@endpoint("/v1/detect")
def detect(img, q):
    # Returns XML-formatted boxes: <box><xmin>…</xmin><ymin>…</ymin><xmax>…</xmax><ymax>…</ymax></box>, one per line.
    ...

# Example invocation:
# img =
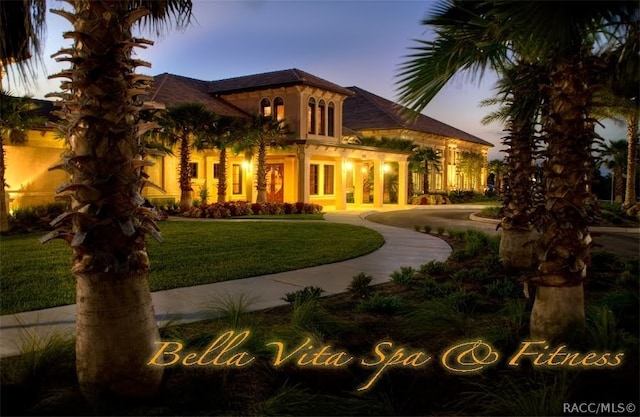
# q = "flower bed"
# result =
<box><xmin>182</xmin><ymin>201</ymin><xmax>323</xmax><ymax>219</ymax></box>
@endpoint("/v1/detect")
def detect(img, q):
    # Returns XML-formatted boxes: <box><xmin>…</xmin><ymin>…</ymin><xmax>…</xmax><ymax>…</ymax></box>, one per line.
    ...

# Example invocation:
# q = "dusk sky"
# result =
<box><xmin>8</xmin><ymin>0</ymin><xmax>625</xmax><ymax>160</ymax></box>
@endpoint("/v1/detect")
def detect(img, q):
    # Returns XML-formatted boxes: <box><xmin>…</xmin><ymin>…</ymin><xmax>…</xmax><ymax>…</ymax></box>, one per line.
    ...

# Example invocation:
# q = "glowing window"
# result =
<box><xmin>318</xmin><ymin>100</ymin><xmax>326</xmax><ymax>135</ymax></box>
<box><xmin>307</xmin><ymin>98</ymin><xmax>316</xmax><ymax>134</ymax></box>
<box><xmin>274</xmin><ymin>97</ymin><xmax>285</xmax><ymax>121</ymax></box>
<box><xmin>260</xmin><ymin>98</ymin><xmax>272</xmax><ymax>117</ymax></box>
<box><xmin>327</xmin><ymin>102</ymin><xmax>335</xmax><ymax>136</ymax></box>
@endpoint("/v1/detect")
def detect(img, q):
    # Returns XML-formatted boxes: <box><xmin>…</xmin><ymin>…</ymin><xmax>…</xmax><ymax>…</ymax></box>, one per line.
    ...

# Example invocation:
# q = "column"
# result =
<box><xmin>354</xmin><ymin>161</ymin><xmax>363</xmax><ymax>205</ymax></box>
<box><xmin>373</xmin><ymin>159</ymin><xmax>384</xmax><ymax>208</ymax></box>
<box><xmin>296</xmin><ymin>144</ymin><xmax>310</xmax><ymax>203</ymax></box>
<box><xmin>398</xmin><ymin>160</ymin><xmax>408</xmax><ymax>206</ymax></box>
<box><xmin>335</xmin><ymin>157</ymin><xmax>347</xmax><ymax>210</ymax></box>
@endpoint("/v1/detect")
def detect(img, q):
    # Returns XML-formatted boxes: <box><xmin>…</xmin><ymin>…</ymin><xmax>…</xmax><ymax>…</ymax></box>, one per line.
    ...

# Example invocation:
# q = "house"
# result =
<box><xmin>3</xmin><ymin>99</ymin><xmax>67</xmax><ymax>209</ymax></box>
<box><xmin>4</xmin><ymin>68</ymin><xmax>492</xmax><ymax>211</ymax></box>
<box><xmin>145</xmin><ymin>68</ymin><xmax>493</xmax><ymax>209</ymax></box>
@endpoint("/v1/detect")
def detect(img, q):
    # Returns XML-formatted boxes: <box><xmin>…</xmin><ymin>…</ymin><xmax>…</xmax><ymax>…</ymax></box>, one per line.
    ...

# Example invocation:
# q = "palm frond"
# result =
<box><xmin>0</xmin><ymin>0</ymin><xmax>46</xmax><ymax>87</ymax></box>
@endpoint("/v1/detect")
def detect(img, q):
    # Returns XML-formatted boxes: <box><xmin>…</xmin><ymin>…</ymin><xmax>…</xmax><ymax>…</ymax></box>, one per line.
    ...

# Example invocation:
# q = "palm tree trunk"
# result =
<box><xmin>532</xmin><ymin>57</ymin><xmax>594</xmax><ymax>342</ymax></box>
<box><xmin>624</xmin><ymin>111</ymin><xmax>638</xmax><ymax>209</ymax></box>
<box><xmin>76</xmin><ymin>271</ymin><xmax>162</xmax><ymax>405</ymax></box>
<box><xmin>614</xmin><ymin>166</ymin><xmax>624</xmax><ymax>203</ymax></box>
<box><xmin>217</xmin><ymin>146</ymin><xmax>227</xmax><ymax>203</ymax></box>
<box><xmin>179</xmin><ymin>135</ymin><xmax>192</xmax><ymax>211</ymax></box>
<box><xmin>0</xmin><ymin>137</ymin><xmax>9</xmax><ymax>232</ymax></box>
<box><xmin>407</xmin><ymin>169</ymin><xmax>414</xmax><ymax>200</ymax></box>
<box><xmin>48</xmin><ymin>1</ymin><xmax>163</xmax><ymax>402</ymax></box>
<box><xmin>423</xmin><ymin>162</ymin><xmax>430</xmax><ymax>194</ymax></box>
<box><xmin>256</xmin><ymin>139</ymin><xmax>267</xmax><ymax>203</ymax></box>
<box><xmin>499</xmin><ymin>97</ymin><xmax>537</xmax><ymax>270</ymax></box>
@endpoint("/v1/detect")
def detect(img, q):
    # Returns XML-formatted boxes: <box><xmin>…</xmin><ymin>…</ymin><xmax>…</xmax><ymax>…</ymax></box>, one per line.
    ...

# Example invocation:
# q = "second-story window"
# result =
<box><xmin>274</xmin><ymin>97</ymin><xmax>285</xmax><ymax>121</ymax></box>
<box><xmin>261</xmin><ymin>98</ymin><xmax>272</xmax><ymax>117</ymax></box>
<box><xmin>307</xmin><ymin>98</ymin><xmax>316</xmax><ymax>134</ymax></box>
<box><xmin>328</xmin><ymin>102</ymin><xmax>335</xmax><ymax>136</ymax></box>
<box><xmin>318</xmin><ymin>100</ymin><xmax>326</xmax><ymax>135</ymax></box>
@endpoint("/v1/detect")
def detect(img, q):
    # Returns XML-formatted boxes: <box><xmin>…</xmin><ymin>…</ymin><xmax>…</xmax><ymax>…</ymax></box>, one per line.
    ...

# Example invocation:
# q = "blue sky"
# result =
<box><xmin>8</xmin><ymin>0</ymin><xmax>625</xmax><ymax>160</ymax></box>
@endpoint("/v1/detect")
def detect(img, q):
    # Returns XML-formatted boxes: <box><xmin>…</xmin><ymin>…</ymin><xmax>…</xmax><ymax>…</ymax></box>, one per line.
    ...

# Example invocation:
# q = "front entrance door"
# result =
<box><xmin>266</xmin><ymin>163</ymin><xmax>284</xmax><ymax>203</ymax></box>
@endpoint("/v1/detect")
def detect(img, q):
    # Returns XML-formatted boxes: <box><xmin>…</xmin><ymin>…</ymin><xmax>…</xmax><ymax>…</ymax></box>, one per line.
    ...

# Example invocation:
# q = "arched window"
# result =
<box><xmin>274</xmin><ymin>97</ymin><xmax>285</xmax><ymax>121</ymax></box>
<box><xmin>260</xmin><ymin>98</ymin><xmax>271</xmax><ymax>117</ymax></box>
<box><xmin>327</xmin><ymin>102</ymin><xmax>335</xmax><ymax>137</ymax></box>
<box><xmin>307</xmin><ymin>98</ymin><xmax>316</xmax><ymax>134</ymax></box>
<box><xmin>318</xmin><ymin>100</ymin><xmax>326</xmax><ymax>135</ymax></box>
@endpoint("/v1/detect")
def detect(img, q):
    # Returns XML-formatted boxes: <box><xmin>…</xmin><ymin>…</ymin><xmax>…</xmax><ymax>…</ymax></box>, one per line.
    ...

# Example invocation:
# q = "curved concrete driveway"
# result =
<box><xmin>0</xmin><ymin>211</ymin><xmax>451</xmax><ymax>358</ymax></box>
<box><xmin>367</xmin><ymin>206</ymin><xmax>640</xmax><ymax>259</ymax></box>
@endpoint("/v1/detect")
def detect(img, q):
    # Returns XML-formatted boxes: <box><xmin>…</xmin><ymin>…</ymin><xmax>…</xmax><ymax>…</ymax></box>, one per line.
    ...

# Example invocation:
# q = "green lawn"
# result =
<box><xmin>0</xmin><ymin>220</ymin><xmax>384</xmax><ymax>315</ymax></box>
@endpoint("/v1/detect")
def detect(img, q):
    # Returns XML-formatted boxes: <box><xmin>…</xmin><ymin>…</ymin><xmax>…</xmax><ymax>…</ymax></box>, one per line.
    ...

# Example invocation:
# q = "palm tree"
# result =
<box><xmin>17</xmin><ymin>0</ymin><xmax>193</xmax><ymax>405</ymax></box>
<box><xmin>0</xmin><ymin>91</ymin><xmax>45</xmax><ymax>232</ymax></box>
<box><xmin>482</xmin><ymin>62</ymin><xmax>548</xmax><ymax>270</ymax></box>
<box><xmin>598</xmin><ymin>139</ymin><xmax>629</xmax><ymax>203</ymax></box>
<box><xmin>593</xmin><ymin>61</ymin><xmax>639</xmax><ymax>208</ymax></box>
<box><xmin>603</xmin><ymin>15</ymin><xmax>639</xmax><ymax>210</ymax></box>
<box><xmin>409</xmin><ymin>147</ymin><xmax>441</xmax><ymax>194</ymax></box>
<box><xmin>396</xmin><ymin>0</ymin><xmax>637</xmax><ymax>341</ymax></box>
<box><xmin>242</xmin><ymin>115</ymin><xmax>288</xmax><ymax>203</ymax></box>
<box><xmin>211</xmin><ymin>115</ymin><xmax>248</xmax><ymax>203</ymax></box>
<box><xmin>457</xmin><ymin>151</ymin><xmax>485</xmax><ymax>190</ymax></box>
<box><xmin>487</xmin><ymin>159</ymin><xmax>507</xmax><ymax>195</ymax></box>
<box><xmin>155</xmin><ymin>102</ymin><xmax>216</xmax><ymax>211</ymax></box>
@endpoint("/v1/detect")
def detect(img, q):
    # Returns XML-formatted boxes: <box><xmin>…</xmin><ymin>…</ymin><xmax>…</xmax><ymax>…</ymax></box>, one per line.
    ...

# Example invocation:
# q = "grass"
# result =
<box><xmin>1</xmin><ymin>227</ymin><xmax>638</xmax><ymax>416</ymax></box>
<box><xmin>234</xmin><ymin>214</ymin><xmax>324</xmax><ymax>220</ymax></box>
<box><xmin>0</xmin><ymin>220</ymin><xmax>383</xmax><ymax>315</ymax></box>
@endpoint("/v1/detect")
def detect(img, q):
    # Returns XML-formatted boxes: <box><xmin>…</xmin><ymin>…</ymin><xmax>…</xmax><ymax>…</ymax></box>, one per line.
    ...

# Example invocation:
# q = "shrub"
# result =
<box><xmin>483</xmin><ymin>254</ymin><xmax>504</xmax><ymax>273</ymax></box>
<box><xmin>281</xmin><ymin>286</ymin><xmax>325</xmax><ymax>304</ymax></box>
<box><xmin>437</xmin><ymin>226</ymin><xmax>445</xmax><ymax>235</ymax></box>
<box><xmin>390</xmin><ymin>266</ymin><xmax>416</xmax><ymax>285</ymax></box>
<box><xmin>7</xmin><ymin>202</ymin><xmax>69</xmax><ymax>233</ymax></box>
<box><xmin>423</xmin><ymin>225</ymin><xmax>432</xmax><ymax>233</ymax></box>
<box><xmin>358</xmin><ymin>294</ymin><xmax>405</xmax><ymax>315</ymax></box>
<box><xmin>414</xmin><ymin>225</ymin><xmax>421</xmax><ymax>232</ymax></box>
<box><xmin>479</xmin><ymin>206</ymin><xmax>501</xmax><ymax>219</ymax></box>
<box><xmin>348</xmin><ymin>273</ymin><xmax>373</xmax><ymax>298</ymax></box>
<box><xmin>485</xmin><ymin>278</ymin><xmax>520</xmax><ymax>299</ymax></box>
<box><xmin>419</xmin><ymin>260</ymin><xmax>448</xmax><ymax>277</ymax></box>
<box><xmin>446</xmin><ymin>289</ymin><xmax>479</xmax><ymax>315</ymax></box>
<box><xmin>410</xmin><ymin>194</ymin><xmax>451</xmax><ymax>205</ymax></box>
<box><xmin>182</xmin><ymin>201</ymin><xmax>322</xmax><ymax>218</ymax></box>
<box><xmin>451</xmin><ymin>268</ymin><xmax>491</xmax><ymax>284</ymax></box>
<box><xmin>420</xmin><ymin>279</ymin><xmax>458</xmax><ymax>299</ymax></box>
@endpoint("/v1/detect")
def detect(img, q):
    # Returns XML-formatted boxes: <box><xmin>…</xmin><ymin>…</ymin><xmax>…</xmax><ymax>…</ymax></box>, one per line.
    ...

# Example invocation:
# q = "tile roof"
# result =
<box><xmin>208</xmin><ymin>68</ymin><xmax>355</xmax><ymax>97</ymax></box>
<box><xmin>151</xmin><ymin>73</ymin><xmax>250</xmax><ymax>118</ymax></box>
<box><xmin>343</xmin><ymin>86</ymin><xmax>493</xmax><ymax>147</ymax></box>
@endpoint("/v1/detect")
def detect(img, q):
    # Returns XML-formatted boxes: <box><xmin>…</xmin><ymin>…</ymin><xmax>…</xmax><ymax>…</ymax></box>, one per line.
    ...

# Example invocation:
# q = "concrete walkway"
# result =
<box><xmin>0</xmin><ymin>211</ymin><xmax>451</xmax><ymax>358</ymax></box>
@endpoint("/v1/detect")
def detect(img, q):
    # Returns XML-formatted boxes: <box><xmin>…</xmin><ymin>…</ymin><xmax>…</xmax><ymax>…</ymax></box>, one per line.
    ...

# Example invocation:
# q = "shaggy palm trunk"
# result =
<box><xmin>407</xmin><ymin>170</ymin><xmax>414</xmax><ymax>200</ymax></box>
<box><xmin>179</xmin><ymin>134</ymin><xmax>192</xmax><ymax>210</ymax></box>
<box><xmin>532</xmin><ymin>57</ymin><xmax>595</xmax><ymax>342</ymax></box>
<box><xmin>256</xmin><ymin>140</ymin><xmax>267</xmax><ymax>203</ymax></box>
<box><xmin>0</xmin><ymin>138</ymin><xmax>8</xmax><ymax>232</ymax></box>
<box><xmin>499</xmin><ymin>116</ymin><xmax>537</xmax><ymax>270</ymax></box>
<box><xmin>47</xmin><ymin>1</ymin><xmax>163</xmax><ymax>403</ymax></box>
<box><xmin>624</xmin><ymin>111</ymin><xmax>638</xmax><ymax>209</ymax></box>
<box><xmin>613</xmin><ymin>166</ymin><xmax>624</xmax><ymax>203</ymax></box>
<box><xmin>423</xmin><ymin>162</ymin><xmax>430</xmax><ymax>194</ymax></box>
<box><xmin>217</xmin><ymin>146</ymin><xmax>227</xmax><ymax>203</ymax></box>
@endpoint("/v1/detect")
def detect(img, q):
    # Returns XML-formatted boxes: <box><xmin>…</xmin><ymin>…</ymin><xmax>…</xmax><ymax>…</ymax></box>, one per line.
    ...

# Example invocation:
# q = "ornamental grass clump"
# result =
<box><xmin>390</xmin><ymin>266</ymin><xmax>417</xmax><ymax>285</ymax></box>
<box><xmin>348</xmin><ymin>273</ymin><xmax>374</xmax><ymax>299</ymax></box>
